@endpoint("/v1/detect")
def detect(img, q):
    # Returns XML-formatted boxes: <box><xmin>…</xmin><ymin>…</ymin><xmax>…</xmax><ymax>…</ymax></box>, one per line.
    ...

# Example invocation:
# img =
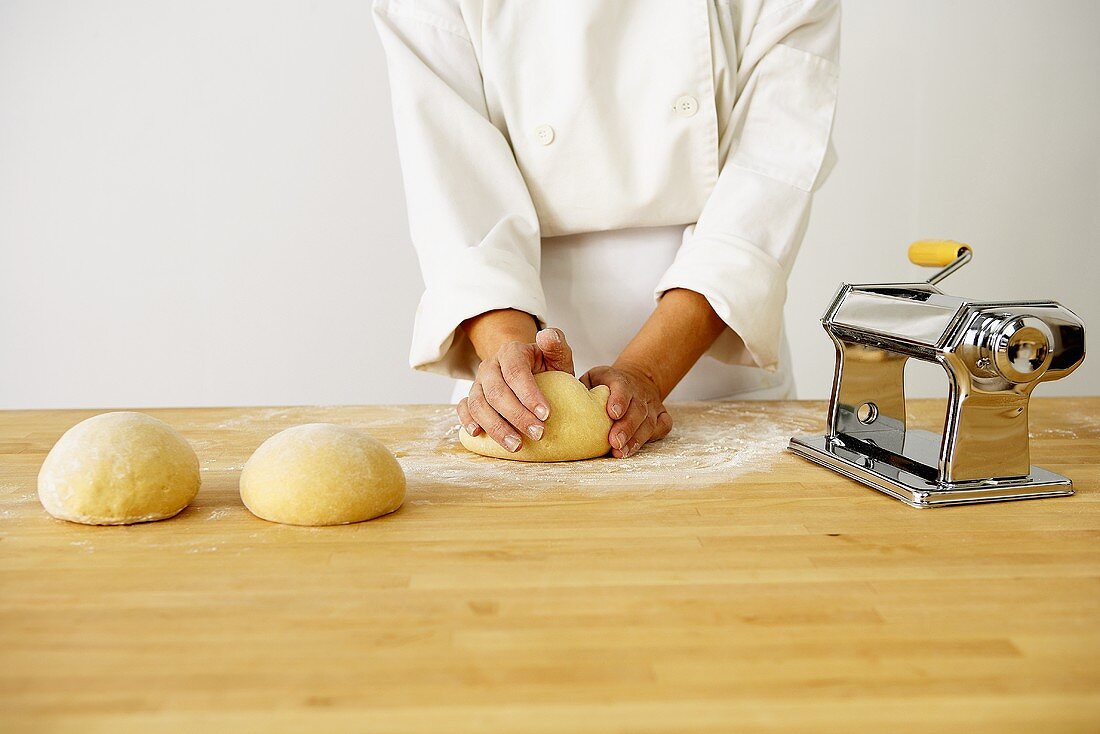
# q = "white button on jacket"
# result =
<box><xmin>373</xmin><ymin>0</ymin><xmax>840</xmax><ymax>381</ymax></box>
<box><xmin>534</xmin><ymin>124</ymin><xmax>555</xmax><ymax>146</ymax></box>
<box><xmin>673</xmin><ymin>95</ymin><xmax>700</xmax><ymax>117</ymax></box>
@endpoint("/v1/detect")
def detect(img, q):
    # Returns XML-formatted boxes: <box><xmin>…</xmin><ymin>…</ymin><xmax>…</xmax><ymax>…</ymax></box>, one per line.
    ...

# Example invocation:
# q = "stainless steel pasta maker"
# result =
<box><xmin>788</xmin><ymin>240</ymin><xmax>1086</xmax><ymax>508</ymax></box>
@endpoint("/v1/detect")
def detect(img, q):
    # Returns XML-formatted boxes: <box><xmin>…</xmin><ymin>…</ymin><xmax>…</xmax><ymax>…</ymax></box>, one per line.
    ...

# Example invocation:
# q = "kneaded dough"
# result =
<box><xmin>240</xmin><ymin>423</ymin><xmax>405</xmax><ymax>526</ymax></box>
<box><xmin>460</xmin><ymin>371</ymin><xmax>612</xmax><ymax>462</ymax></box>
<box><xmin>37</xmin><ymin>412</ymin><xmax>201</xmax><ymax>525</ymax></box>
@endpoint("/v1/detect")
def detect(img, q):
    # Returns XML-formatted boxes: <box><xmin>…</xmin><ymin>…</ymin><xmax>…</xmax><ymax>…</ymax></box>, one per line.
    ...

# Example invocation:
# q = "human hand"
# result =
<box><xmin>580</xmin><ymin>363</ymin><xmax>672</xmax><ymax>458</ymax></box>
<box><xmin>457</xmin><ymin>328</ymin><xmax>575</xmax><ymax>453</ymax></box>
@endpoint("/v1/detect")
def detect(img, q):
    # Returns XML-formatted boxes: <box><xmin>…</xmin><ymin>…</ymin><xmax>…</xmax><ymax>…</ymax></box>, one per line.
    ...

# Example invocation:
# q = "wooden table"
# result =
<box><xmin>1</xmin><ymin>399</ymin><xmax>1098</xmax><ymax>733</ymax></box>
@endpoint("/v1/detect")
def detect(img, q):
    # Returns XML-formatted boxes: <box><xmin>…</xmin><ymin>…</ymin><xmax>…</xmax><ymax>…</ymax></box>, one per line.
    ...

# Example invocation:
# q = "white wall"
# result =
<box><xmin>787</xmin><ymin>0</ymin><xmax>1100</xmax><ymax>400</ymax></box>
<box><xmin>1</xmin><ymin>0</ymin><xmax>1097</xmax><ymax>409</ymax></box>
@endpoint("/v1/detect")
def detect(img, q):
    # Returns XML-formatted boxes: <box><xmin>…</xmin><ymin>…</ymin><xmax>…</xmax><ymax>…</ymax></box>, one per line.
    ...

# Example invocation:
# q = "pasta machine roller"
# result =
<box><xmin>788</xmin><ymin>240</ymin><xmax>1086</xmax><ymax>508</ymax></box>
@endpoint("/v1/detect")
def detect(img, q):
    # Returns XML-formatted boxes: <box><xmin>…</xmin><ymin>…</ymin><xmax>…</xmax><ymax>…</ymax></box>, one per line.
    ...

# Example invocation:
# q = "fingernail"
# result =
<box><xmin>527</xmin><ymin>424</ymin><xmax>544</xmax><ymax>440</ymax></box>
<box><xmin>535</xmin><ymin>404</ymin><xmax>550</xmax><ymax>421</ymax></box>
<box><xmin>610</xmin><ymin>403</ymin><xmax>622</xmax><ymax>419</ymax></box>
<box><xmin>466</xmin><ymin>423</ymin><xmax>478</xmax><ymax>435</ymax></box>
<box><xmin>504</xmin><ymin>435</ymin><xmax>522</xmax><ymax>452</ymax></box>
<box><xmin>613</xmin><ymin>433</ymin><xmax>625</xmax><ymax>449</ymax></box>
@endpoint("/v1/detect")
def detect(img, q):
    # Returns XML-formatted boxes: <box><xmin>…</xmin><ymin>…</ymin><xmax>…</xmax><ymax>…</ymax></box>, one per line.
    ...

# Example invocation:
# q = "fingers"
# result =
<box><xmin>466</xmin><ymin>382</ymin><xmax>524</xmax><ymax>452</ymax></box>
<box><xmin>603</xmin><ymin>386</ymin><xmax>672</xmax><ymax>458</ymax></box>
<box><xmin>498</xmin><ymin>343</ymin><xmax>551</xmax><ymax>421</ymax></box>
<box><xmin>625</xmin><ymin>409</ymin><xmax>660</xmax><ymax>456</ymax></box>
<box><xmin>456</xmin><ymin>397</ymin><xmax>481</xmax><ymax>437</ymax></box>
<box><xmin>609</xmin><ymin>397</ymin><xmax>647</xmax><ymax>458</ymax></box>
<box><xmin>477</xmin><ymin>360</ymin><xmax>546</xmax><ymax>446</ymax></box>
<box><xmin>535</xmin><ymin>328</ymin><xmax>575</xmax><ymax>375</ymax></box>
<box><xmin>613</xmin><ymin>404</ymin><xmax>662</xmax><ymax>459</ymax></box>
<box><xmin>583</xmin><ymin>365</ymin><xmax>664</xmax><ymax>457</ymax></box>
<box><xmin>586</xmin><ymin>366</ymin><xmax>629</xmax><ymax>421</ymax></box>
<box><xmin>652</xmin><ymin>410</ymin><xmax>673</xmax><ymax>442</ymax></box>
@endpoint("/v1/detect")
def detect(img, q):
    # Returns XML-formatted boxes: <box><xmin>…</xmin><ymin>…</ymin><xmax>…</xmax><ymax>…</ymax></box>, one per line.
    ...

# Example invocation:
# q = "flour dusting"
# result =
<box><xmin>1029</xmin><ymin>410</ymin><xmax>1100</xmax><ymax>440</ymax></box>
<box><xmin>165</xmin><ymin>402</ymin><xmax>825</xmax><ymax>496</ymax></box>
<box><xmin>213</xmin><ymin>409</ymin><xmax>300</xmax><ymax>430</ymax></box>
<box><xmin>68</xmin><ymin>539</ymin><xmax>94</xmax><ymax>553</ymax></box>
<box><xmin>395</xmin><ymin>403</ymin><xmax>823</xmax><ymax>495</ymax></box>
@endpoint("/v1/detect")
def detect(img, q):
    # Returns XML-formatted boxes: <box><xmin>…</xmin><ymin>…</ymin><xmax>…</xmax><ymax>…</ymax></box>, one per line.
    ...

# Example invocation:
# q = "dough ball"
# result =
<box><xmin>460</xmin><ymin>370</ymin><xmax>612</xmax><ymax>462</ymax></box>
<box><xmin>37</xmin><ymin>412</ymin><xmax>201</xmax><ymax>525</ymax></box>
<box><xmin>240</xmin><ymin>423</ymin><xmax>405</xmax><ymax>526</ymax></box>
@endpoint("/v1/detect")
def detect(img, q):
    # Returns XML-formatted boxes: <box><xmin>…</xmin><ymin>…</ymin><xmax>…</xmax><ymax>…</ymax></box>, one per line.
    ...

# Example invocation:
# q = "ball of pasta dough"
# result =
<box><xmin>37</xmin><ymin>412</ymin><xmax>201</xmax><ymax>525</ymax></box>
<box><xmin>459</xmin><ymin>370</ymin><xmax>613</xmax><ymax>462</ymax></box>
<box><xmin>240</xmin><ymin>423</ymin><xmax>405</xmax><ymax>526</ymax></box>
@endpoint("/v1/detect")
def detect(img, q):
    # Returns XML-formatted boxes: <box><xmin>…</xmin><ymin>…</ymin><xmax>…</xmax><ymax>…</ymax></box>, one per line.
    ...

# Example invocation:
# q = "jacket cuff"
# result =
<box><xmin>655</xmin><ymin>233</ymin><xmax>786</xmax><ymax>371</ymax></box>
<box><xmin>410</xmin><ymin>247</ymin><xmax>547</xmax><ymax>380</ymax></box>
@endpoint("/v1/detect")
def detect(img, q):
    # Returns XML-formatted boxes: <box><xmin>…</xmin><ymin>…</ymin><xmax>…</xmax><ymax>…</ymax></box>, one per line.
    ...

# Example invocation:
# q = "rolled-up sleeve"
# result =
<box><xmin>656</xmin><ymin>0</ymin><xmax>841</xmax><ymax>371</ymax></box>
<box><xmin>373</xmin><ymin>0</ymin><xmax>546</xmax><ymax>379</ymax></box>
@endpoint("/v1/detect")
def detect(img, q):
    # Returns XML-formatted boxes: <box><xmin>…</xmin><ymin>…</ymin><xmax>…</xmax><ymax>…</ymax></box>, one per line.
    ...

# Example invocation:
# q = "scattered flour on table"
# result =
<box><xmin>166</xmin><ymin>402</ymin><xmax>826</xmax><ymax>495</ymax></box>
<box><xmin>69</xmin><ymin>539</ymin><xmax>94</xmax><ymax>554</ymax></box>
<box><xmin>395</xmin><ymin>403</ymin><xmax>823</xmax><ymax>495</ymax></box>
<box><xmin>213</xmin><ymin>409</ymin><xmax>300</xmax><ymax>430</ymax></box>
<box><xmin>198</xmin><ymin>460</ymin><xmax>245</xmax><ymax>473</ymax></box>
<box><xmin>0</xmin><ymin>490</ymin><xmax>37</xmax><ymax>519</ymax></box>
<box><xmin>1029</xmin><ymin>411</ymin><xmax>1100</xmax><ymax>440</ymax></box>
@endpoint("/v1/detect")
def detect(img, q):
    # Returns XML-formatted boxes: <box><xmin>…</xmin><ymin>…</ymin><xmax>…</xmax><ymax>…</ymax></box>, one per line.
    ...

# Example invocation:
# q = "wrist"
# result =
<box><xmin>612</xmin><ymin>358</ymin><xmax>665</xmax><ymax>399</ymax></box>
<box><xmin>462</xmin><ymin>309</ymin><xmax>538</xmax><ymax>360</ymax></box>
<box><xmin>612</xmin><ymin>289</ymin><xmax>726</xmax><ymax>399</ymax></box>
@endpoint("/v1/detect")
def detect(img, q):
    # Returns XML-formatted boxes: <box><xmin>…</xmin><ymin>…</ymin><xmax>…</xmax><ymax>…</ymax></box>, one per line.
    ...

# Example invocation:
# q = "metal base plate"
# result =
<box><xmin>788</xmin><ymin>429</ymin><xmax>1073</xmax><ymax>508</ymax></box>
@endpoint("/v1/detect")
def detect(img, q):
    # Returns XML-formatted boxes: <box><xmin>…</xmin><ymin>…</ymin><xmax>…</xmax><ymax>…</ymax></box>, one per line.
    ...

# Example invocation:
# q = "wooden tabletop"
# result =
<box><xmin>1</xmin><ymin>399</ymin><xmax>1098</xmax><ymax>733</ymax></box>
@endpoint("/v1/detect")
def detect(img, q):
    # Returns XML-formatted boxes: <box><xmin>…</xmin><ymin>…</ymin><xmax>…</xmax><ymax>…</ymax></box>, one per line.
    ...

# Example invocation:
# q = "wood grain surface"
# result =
<box><xmin>1</xmin><ymin>399</ymin><xmax>1098</xmax><ymax>733</ymax></box>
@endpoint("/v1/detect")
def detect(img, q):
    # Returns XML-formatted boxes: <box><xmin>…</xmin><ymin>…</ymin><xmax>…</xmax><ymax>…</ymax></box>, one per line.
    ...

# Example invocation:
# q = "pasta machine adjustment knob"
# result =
<box><xmin>984</xmin><ymin>315</ymin><xmax>1054</xmax><ymax>384</ymax></box>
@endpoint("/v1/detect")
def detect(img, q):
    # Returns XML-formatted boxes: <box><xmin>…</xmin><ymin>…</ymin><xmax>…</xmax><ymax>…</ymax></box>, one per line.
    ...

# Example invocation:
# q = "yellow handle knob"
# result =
<box><xmin>908</xmin><ymin>239</ymin><xmax>972</xmax><ymax>267</ymax></box>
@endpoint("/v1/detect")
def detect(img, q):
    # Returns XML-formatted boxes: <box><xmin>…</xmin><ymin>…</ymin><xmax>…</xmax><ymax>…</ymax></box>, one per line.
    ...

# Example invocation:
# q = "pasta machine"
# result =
<box><xmin>788</xmin><ymin>240</ymin><xmax>1086</xmax><ymax>508</ymax></box>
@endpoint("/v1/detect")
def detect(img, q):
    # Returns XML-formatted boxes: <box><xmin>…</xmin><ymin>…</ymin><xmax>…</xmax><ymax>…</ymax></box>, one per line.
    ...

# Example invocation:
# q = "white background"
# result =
<box><xmin>2</xmin><ymin>0</ymin><xmax>1097</xmax><ymax>409</ymax></box>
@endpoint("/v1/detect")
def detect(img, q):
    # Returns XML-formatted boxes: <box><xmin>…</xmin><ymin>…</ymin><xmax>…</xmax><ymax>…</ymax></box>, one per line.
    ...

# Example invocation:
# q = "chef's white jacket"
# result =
<box><xmin>373</xmin><ymin>0</ymin><xmax>840</xmax><ymax>388</ymax></box>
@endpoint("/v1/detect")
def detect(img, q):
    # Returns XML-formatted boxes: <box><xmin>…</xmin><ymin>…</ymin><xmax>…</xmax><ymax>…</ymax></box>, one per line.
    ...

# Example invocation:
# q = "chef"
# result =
<box><xmin>373</xmin><ymin>0</ymin><xmax>840</xmax><ymax>458</ymax></box>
